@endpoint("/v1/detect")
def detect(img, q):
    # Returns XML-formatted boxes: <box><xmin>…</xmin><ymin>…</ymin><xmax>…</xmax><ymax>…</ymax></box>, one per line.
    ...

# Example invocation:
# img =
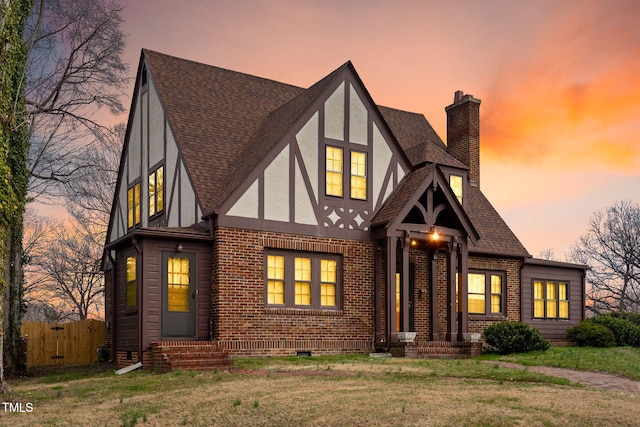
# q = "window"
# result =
<box><xmin>126</xmin><ymin>256</ymin><xmax>137</xmax><ymax>308</ymax></box>
<box><xmin>265</xmin><ymin>251</ymin><xmax>341</xmax><ymax>309</ymax></box>
<box><xmin>127</xmin><ymin>182</ymin><xmax>141</xmax><ymax>228</ymax></box>
<box><xmin>267</xmin><ymin>255</ymin><xmax>285</xmax><ymax>304</ymax></box>
<box><xmin>534</xmin><ymin>280</ymin><xmax>569</xmax><ymax>319</ymax></box>
<box><xmin>321</xmin><ymin>259</ymin><xmax>337</xmax><ymax>307</ymax></box>
<box><xmin>325</xmin><ymin>146</ymin><xmax>343</xmax><ymax>197</ymax></box>
<box><xmin>467</xmin><ymin>271</ymin><xmax>504</xmax><ymax>315</ymax></box>
<box><xmin>167</xmin><ymin>257</ymin><xmax>190</xmax><ymax>312</ymax></box>
<box><xmin>149</xmin><ymin>165</ymin><xmax>164</xmax><ymax>217</ymax></box>
<box><xmin>294</xmin><ymin>257</ymin><xmax>311</xmax><ymax>306</ymax></box>
<box><xmin>350</xmin><ymin>150</ymin><xmax>367</xmax><ymax>200</ymax></box>
<box><xmin>449</xmin><ymin>174</ymin><xmax>463</xmax><ymax>204</ymax></box>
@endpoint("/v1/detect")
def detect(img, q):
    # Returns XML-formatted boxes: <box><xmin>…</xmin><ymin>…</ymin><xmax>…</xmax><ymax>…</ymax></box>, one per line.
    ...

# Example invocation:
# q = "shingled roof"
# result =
<box><xmin>142</xmin><ymin>49</ymin><xmax>529</xmax><ymax>258</ymax></box>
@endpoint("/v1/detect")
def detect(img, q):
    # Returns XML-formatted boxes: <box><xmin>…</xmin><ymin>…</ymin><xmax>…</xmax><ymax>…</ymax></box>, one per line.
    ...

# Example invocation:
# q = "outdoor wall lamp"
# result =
<box><xmin>176</xmin><ymin>243</ymin><xmax>183</xmax><ymax>252</ymax></box>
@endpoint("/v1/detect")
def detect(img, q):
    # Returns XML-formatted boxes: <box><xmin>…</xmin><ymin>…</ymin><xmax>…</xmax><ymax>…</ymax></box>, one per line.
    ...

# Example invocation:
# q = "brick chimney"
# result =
<box><xmin>445</xmin><ymin>91</ymin><xmax>481</xmax><ymax>187</ymax></box>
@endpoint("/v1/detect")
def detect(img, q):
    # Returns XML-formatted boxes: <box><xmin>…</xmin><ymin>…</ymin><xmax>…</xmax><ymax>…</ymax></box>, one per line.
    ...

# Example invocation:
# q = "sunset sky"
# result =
<box><xmin>114</xmin><ymin>0</ymin><xmax>639</xmax><ymax>258</ymax></box>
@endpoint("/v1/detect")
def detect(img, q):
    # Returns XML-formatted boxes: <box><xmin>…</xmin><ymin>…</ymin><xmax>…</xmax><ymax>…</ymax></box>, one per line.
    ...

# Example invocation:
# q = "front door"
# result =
<box><xmin>162</xmin><ymin>252</ymin><xmax>196</xmax><ymax>337</ymax></box>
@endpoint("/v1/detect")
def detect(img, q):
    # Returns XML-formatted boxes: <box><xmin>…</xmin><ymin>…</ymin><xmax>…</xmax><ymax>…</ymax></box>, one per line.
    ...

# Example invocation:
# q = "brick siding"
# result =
<box><xmin>213</xmin><ymin>227</ymin><xmax>375</xmax><ymax>357</ymax></box>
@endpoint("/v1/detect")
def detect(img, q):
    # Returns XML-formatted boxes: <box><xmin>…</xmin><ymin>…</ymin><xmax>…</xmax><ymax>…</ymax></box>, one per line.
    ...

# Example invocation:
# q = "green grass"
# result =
<box><xmin>479</xmin><ymin>346</ymin><xmax>640</xmax><ymax>380</ymax></box>
<box><xmin>6</xmin><ymin>350</ymin><xmax>640</xmax><ymax>426</ymax></box>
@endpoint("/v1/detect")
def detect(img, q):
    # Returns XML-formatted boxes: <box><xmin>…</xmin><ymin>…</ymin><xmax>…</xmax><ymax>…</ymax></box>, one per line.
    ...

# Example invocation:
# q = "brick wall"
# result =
<box><xmin>467</xmin><ymin>255</ymin><xmax>522</xmax><ymax>333</ymax></box>
<box><xmin>213</xmin><ymin>227</ymin><xmax>375</xmax><ymax>357</ymax></box>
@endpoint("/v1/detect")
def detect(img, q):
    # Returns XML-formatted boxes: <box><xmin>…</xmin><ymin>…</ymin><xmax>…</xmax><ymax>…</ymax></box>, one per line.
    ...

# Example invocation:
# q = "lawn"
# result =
<box><xmin>2</xmin><ymin>348</ymin><xmax>639</xmax><ymax>426</ymax></box>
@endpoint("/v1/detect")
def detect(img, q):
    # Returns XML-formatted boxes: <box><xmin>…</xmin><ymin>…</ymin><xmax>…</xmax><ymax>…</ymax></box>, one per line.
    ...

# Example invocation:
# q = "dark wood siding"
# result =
<box><xmin>115</xmin><ymin>247</ymin><xmax>139</xmax><ymax>351</ymax></box>
<box><xmin>521</xmin><ymin>262</ymin><xmax>585</xmax><ymax>340</ymax></box>
<box><xmin>141</xmin><ymin>238</ymin><xmax>212</xmax><ymax>346</ymax></box>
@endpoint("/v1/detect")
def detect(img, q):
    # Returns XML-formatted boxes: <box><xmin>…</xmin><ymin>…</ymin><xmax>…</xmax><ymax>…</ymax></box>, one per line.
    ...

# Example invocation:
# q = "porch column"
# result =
<box><xmin>402</xmin><ymin>235</ymin><xmax>410</xmax><ymax>332</ymax></box>
<box><xmin>430</xmin><ymin>251</ymin><xmax>439</xmax><ymax>340</ymax></box>
<box><xmin>446</xmin><ymin>240</ymin><xmax>458</xmax><ymax>341</ymax></box>
<box><xmin>386</xmin><ymin>236</ymin><xmax>397</xmax><ymax>342</ymax></box>
<box><xmin>374</xmin><ymin>243</ymin><xmax>384</xmax><ymax>344</ymax></box>
<box><xmin>457</xmin><ymin>238</ymin><xmax>469</xmax><ymax>341</ymax></box>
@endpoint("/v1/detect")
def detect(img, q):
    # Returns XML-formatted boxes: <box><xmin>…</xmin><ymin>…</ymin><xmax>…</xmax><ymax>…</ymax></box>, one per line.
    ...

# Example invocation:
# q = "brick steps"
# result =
<box><xmin>150</xmin><ymin>341</ymin><xmax>233</xmax><ymax>372</ymax></box>
<box><xmin>389</xmin><ymin>340</ymin><xmax>482</xmax><ymax>358</ymax></box>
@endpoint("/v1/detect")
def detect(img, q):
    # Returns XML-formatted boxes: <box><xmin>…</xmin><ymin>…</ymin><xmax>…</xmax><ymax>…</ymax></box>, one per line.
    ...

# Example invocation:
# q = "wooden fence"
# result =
<box><xmin>21</xmin><ymin>320</ymin><xmax>105</xmax><ymax>367</ymax></box>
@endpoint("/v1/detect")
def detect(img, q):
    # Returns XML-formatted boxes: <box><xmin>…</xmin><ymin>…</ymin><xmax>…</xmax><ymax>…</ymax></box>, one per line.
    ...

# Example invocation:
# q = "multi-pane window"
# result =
<box><xmin>265</xmin><ymin>251</ymin><xmax>341</xmax><ymax>309</ymax></box>
<box><xmin>468</xmin><ymin>273</ymin><xmax>486</xmax><ymax>314</ymax></box>
<box><xmin>126</xmin><ymin>256</ymin><xmax>137</xmax><ymax>308</ymax></box>
<box><xmin>149</xmin><ymin>165</ymin><xmax>164</xmax><ymax>217</ymax></box>
<box><xmin>467</xmin><ymin>271</ymin><xmax>505</xmax><ymax>315</ymax></box>
<box><xmin>320</xmin><ymin>259</ymin><xmax>337</xmax><ymax>307</ymax></box>
<box><xmin>267</xmin><ymin>255</ymin><xmax>285</xmax><ymax>304</ymax></box>
<box><xmin>167</xmin><ymin>257</ymin><xmax>190</xmax><ymax>312</ymax></box>
<box><xmin>491</xmin><ymin>275</ymin><xmax>503</xmax><ymax>313</ymax></box>
<box><xmin>127</xmin><ymin>182</ymin><xmax>141</xmax><ymax>228</ymax></box>
<box><xmin>294</xmin><ymin>257</ymin><xmax>311</xmax><ymax>306</ymax></box>
<box><xmin>534</xmin><ymin>280</ymin><xmax>569</xmax><ymax>319</ymax></box>
<box><xmin>350</xmin><ymin>150</ymin><xmax>367</xmax><ymax>200</ymax></box>
<box><xmin>326</xmin><ymin>146</ymin><xmax>343</xmax><ymax>197</ymax></box>
<box><xmin>449</xmin><ymin>174</ymin><xmax>463</xmax><ymax>204</ymax></box>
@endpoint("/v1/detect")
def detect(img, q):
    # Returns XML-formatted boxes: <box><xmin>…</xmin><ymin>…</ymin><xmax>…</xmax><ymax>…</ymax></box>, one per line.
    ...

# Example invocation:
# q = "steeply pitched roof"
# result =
<box><xmin>378</xmin><ymin>107</ymin><xmax>466</xmax><ymax>169</ymax></box>
<box><xmin>371</xmin><ymin>165</ymin><xmax>528</xmax><ymax>257</ymax></box>
<box><xmin>143</xmin><ymin>49</ymin><xmax>305</xmax><ymax>214</ymax></box>
<box><xmin>143</xmin><ymin>50</ymin><xmax>464</xmax><ymax>214</ymax></box>
<box><xmin>141</xmin><ymin>50</ymin><xmax>528</xmax><ymax>257</ymax></box>
<box><xmin>465</xmin><ymin>186</ymin><xmax>529</xmax><ymax>257</ymax></box>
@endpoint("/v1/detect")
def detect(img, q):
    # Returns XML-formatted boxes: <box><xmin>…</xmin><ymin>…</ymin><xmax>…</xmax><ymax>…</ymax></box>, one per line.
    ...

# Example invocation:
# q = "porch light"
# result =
<box><xmin>430</xmin><ymin>228</ymin><xmax>439</xmax><ymax>242</ymax></box>
<box><xmin>410</xmin><ymin>239</ymin><xmax>417</xmax><ymax>247</ymax></box>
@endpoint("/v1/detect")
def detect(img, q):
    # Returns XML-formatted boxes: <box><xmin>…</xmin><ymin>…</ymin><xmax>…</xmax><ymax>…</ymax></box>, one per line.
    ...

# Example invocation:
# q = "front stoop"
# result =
<box><xmin>150</xmin><ymin>341</ymin><xmax>233</xmax><ymax>372</ymax></box>
<box><xmin>389</xmin><ymin>340</ymin><xmax>482</xmax><ymax>358</ymax></box>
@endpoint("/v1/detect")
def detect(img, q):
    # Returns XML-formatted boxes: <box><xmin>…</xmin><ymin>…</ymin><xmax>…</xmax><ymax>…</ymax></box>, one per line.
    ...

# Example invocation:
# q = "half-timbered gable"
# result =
<box><xmin>104</xmin><ymin>50</ymin><xmax>587</xmax><ymax>369</ymax></box>
<box><xmin>107</xmin><ymin>59</ymin><xmax>202</xmax><ymax>247</ymax></box>
<box><xmin>220</xmin><ymin>64</ymin><xmax>411</xmax><ymax>239</ymax></box>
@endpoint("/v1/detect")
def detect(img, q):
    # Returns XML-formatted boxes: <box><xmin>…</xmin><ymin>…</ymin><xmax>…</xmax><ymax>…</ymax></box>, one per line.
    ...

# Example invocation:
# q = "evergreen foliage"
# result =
<box><xmin>482</xmin><ymin>321</ymin><xmax>550</xmax><ymax>355</ymax></box>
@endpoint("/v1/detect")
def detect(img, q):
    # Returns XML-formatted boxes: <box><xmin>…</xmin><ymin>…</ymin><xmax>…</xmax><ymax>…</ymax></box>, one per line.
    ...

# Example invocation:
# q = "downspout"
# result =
<box><xmin>133</xmin><ymin>237</ymin><xmax>143</xmax><ymax>364</ymax></box>
<box><xmin>107</xmin><ymin>250</ymin><xmax>117</xmax><ymax>363</ymax></box>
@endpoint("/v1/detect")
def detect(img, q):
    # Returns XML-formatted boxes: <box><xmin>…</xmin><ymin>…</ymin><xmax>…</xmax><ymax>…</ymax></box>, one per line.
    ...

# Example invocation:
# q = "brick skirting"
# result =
<box><xmin>219</xmin><ymin>339</ymin><xmax>373</xmax><ymax>357</ymax></box>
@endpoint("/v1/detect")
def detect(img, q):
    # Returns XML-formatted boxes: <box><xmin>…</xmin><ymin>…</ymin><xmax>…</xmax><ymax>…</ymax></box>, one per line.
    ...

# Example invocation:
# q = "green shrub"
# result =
<box><xmin>567</xmin><ymin>321</ymin><xmax>616</xmax><ymax>347</ymax></box>
<box><xmin>482</xmin><ymin>321</ymin><xmax>550</xmax><ymax>355</ymax></box>
<box><xmin>589</xmin><ymin>315</ymin><xmax>640</xmax><ymax>346</ymax></box>
<box><xmin>609</xmin><ymin>311</ymin><xmax>640</xmax><ymax>327</ymax></box>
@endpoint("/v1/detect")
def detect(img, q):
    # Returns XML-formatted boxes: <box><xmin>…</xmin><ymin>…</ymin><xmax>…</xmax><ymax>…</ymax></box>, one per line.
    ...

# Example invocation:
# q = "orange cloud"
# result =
<box><xmin>480</xmin><ymin>1</ymin><xmax>640</xmax><ymax>174</ymax></box>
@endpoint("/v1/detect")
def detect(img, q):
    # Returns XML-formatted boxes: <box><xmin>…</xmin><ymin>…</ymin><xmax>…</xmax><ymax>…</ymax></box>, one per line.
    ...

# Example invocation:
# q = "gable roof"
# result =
<box><xmin>371</xmin><ymin>164</ymin><xmax>479</xmax><ymax>244</ymax></box>
<box><xmin>143</xmin><ymin>50</ymin><xmax>465</xmax><ymax>214</ymax></box>
<box><xmin>371</xmin><ymin>164</ymin><xmax>528</xmax><ymax>257</ymax></box>
<box><xmin>143</xmin><ymin>49</ymin><xmax>304</xmax><ymax>214</ymax></box>
<box><xmin>139</xmin><ymin>50</ymin><xmax>528</xmax><ymax>257</ymax></box>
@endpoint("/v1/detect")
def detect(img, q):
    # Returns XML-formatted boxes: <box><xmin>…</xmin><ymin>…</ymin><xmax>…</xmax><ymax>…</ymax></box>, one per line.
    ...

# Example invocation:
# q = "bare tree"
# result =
<box><xmin>24</xmin><ymin>0</ymin><xmax>128</xmax><ymax>201</ymax></box>
<box><xmin>26</xmin><ymin>216</ymin><xmax>104</xmax><ymax>320</ymax></box>
<box><xmin>570</xmin><ymin>200</ymin><xmax>640</xmax><ymax>314</ymax></box>
<box><xmin>537</xmin><ymin>247</ymin><xmax>557</xmax><ymax>261</ymax></box>
<box><xmin>65</xmin><ymin>122</ymin><xmax>124</xmax><ymax>236</ymax></box>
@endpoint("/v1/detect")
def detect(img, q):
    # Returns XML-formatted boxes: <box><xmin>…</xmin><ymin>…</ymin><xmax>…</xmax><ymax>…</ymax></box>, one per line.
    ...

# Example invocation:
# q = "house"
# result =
<box><xmin>103</xmin><ymin>50</ymin><xmax>587</xmax><ymax>369</ymax></box>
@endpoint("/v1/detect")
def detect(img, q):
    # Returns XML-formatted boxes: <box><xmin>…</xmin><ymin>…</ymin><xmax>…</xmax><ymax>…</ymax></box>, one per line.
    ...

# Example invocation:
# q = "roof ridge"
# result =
<box><xmin>143</xmin><ymin>48</ymin><xmax>304</xmax><ymax>91</ymax></box>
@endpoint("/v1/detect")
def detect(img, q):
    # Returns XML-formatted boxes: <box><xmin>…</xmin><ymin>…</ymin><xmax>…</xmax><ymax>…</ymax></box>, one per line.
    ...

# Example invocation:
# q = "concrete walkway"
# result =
<box><xmin>493</xmin><ymin>361</ymin><xmax>640</xmax><ymax>393</ymax></box>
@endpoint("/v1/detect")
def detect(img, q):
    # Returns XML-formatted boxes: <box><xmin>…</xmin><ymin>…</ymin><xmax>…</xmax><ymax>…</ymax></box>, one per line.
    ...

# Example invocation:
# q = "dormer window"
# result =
<box><xmin>449</xmin><ymin>174</ymin><xmax>463</xmax><ymax>205</ymax></box>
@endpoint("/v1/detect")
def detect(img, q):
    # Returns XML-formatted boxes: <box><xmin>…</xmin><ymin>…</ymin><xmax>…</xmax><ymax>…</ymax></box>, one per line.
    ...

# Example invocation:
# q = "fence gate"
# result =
<box><xmin>21</xmin><ymin>320</ymin><xmax>105</xmax><ymax>367</ymax></box>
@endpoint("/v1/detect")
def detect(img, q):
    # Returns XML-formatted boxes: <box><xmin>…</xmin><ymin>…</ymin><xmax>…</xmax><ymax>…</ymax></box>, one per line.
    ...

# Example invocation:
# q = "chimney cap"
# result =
<box><xmin>446</xmin><ymin>91</ymin><xmax>481</xmax><ymax>111</ymax></box>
